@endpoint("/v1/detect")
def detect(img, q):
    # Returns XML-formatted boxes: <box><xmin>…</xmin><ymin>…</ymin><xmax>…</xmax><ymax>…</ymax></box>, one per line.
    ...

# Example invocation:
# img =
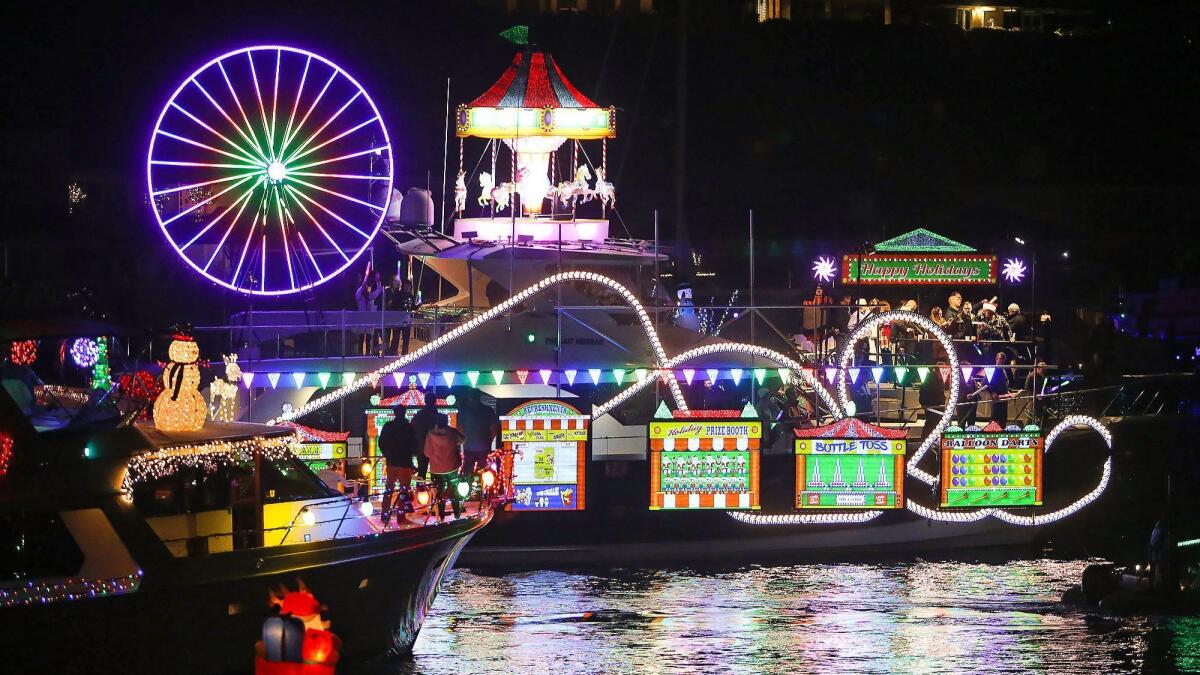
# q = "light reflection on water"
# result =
<box><xmin>391</xmin><ymin>560</ymin><xmax>1198</xmax><ymax>674</ymax></box>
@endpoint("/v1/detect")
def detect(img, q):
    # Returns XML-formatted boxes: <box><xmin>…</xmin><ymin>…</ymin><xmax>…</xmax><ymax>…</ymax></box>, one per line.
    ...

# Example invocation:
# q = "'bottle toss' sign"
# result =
<box><xmin>793</xmin><ymin>420</ymin><xmax>908</xmax><ymax>510</ymax></box>
<box><xmin>940</xmin><ymin>424</ymin><xmax>1043</xmax><ymax>508</ymax></box>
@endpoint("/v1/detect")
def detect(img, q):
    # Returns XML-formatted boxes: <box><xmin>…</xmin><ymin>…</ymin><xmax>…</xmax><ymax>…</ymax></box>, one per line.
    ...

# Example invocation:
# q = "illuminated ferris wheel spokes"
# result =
<box><xmin>147</xmin><ymin>45</ymin><xmax>393</xmax><ymax>296</ymax></box>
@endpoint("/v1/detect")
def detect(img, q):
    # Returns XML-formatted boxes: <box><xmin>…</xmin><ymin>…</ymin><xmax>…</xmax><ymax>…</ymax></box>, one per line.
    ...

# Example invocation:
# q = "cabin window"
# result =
<box><xmin>0</xmin><ymin>511</ymin><xmax>83</xmax><ymax>582</ymax></box>
<box><xmin>262</xmin><ymin>455</ymin><xmax>339</xmax><ymax>503</ymax></box>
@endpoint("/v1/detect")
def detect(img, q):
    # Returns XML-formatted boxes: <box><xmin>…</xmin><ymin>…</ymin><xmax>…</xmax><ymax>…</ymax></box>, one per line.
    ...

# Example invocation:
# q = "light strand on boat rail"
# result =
<box><xmin>726</xmin><ymin>510</ymin><xmax>884</xmax><ymax>526</ymax></box>
<box><xmin>592</xmin><ymin>343</ymin><xmax>839</xmax><ymax>419</ymax></box>
<box><xmin>272</xmin><ymin>271</ymin><xmax>683</xmax><ymax>423</ymax></box>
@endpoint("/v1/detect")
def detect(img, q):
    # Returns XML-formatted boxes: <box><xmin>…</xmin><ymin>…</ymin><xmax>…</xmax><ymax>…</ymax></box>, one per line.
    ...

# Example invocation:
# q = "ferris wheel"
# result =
<box><xmin>147</xmin><ymin>45</ymin><xmax>393</xmax><ymax>296</ymax></box>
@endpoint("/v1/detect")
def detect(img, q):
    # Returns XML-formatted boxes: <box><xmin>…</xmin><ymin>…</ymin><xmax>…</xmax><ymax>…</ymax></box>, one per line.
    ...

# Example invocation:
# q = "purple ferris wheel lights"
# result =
<box><xmin>147</xmin><ymin>45</ymin><xmax>394</xmax><ymax>296</ymax></box>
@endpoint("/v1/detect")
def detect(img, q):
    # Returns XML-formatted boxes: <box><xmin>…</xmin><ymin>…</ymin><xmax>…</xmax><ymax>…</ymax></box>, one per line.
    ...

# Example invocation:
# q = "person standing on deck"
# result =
<box><xmin>355</xmin><ymin>263</ymin><xmax>383</xmax><ymax>355</ymax></box>
<box><xmin>386</xmin><ymin>276</ymin><xmax>418</xmax><ymax>355</ymax></box>
<box><xmin>409</xmin><ymin>397</ymin><xmax>444</xmax><ymax>479</ymax></box>
<box><xmin>377</xmin><ymin>407</ymin><xmax>418</xmax><ymax>526</ymax></box>
<box><xmin>424</xmin><ymin>422</ymin><xmax>465</xmax><ymax>521</ymax></box>
<box><xmin>457</xmin><ymin>388</ymin><xmax>499</xmax><ymax>474</ymax></box>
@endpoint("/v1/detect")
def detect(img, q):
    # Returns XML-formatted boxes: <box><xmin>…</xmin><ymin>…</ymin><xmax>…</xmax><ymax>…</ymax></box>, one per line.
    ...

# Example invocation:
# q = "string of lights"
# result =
<box><xmin>0</xmin><ymin>571</ymin><xmax>142</xmax><ymax>609</ymax></box>
<box><xmin>120</xmin><ymin>434</ymin><xmax>298</xmax><ymax>501</ymax></box>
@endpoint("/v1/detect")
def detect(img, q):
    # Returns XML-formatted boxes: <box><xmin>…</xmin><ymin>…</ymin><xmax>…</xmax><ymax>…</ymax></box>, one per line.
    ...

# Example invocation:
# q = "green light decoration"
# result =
<box><xmin>491</xmin><ymin>370</ymin><xmax>504</xmax><ymax>384</ymax></box>
<box><xmin>654</xmin><ymin>400</ymin><xmax>673</xmax><ymax>419</ymax></box>
<box><xmin>894</xmin><ymin>366</ymin><xmax>909</xmax><ymax>384</ymax></box>
<box><xmin>456</xmin><ymin>480</ymin><xmax>472</xmax><ymax>498</ymax></box>
<box><xmin>342</xmin><ymin>372</ymin><xmax>356</xmax><ymax>386</ymax></box>
<box><xmin>873</xmin><ymin>227</ymin><xmax>975</xmax><ymax>253</ymax></box>
<box><xmin>842</xmin><ymin>255</ymin><xmax>996</xmax><ymax>285</ymax></box>
<box><xmin>467</xmin><ymin>371</ymin><xmax>480</xmax><ymax>387</ymax></box>
<box><xmin>442</xmin><ymin>371</ymin><xmax>455</xmax><ymax>387</ymax></box>
<box><xmin>753</xmin><ymin>368</ymin><xmax>767</xmax><ymax>385</ymax></box>
<box><xmin>90</xmin><ymin>338</ymin><xmax>110</xmax><ymax>390</ymax></box>
<box><xmin>316</xmin><ymin>372</ymin><xmax>331</xmax><ymax>388</ymax></box>
<box><xmin>916</xmin><ymin>367</ymin><xmax>930</xmax><ymax>383</ymax></box>
<box><xmin>739</xmin><ymin>402</ymin><xmax>758</xmax><ymax>418</ymax></box>
<box><xmin>777</xmin><ymin>368</ymin><xmax>790</xmax><ymax>383</ymax></box>
<box><xmin>526</xmin><ymin>333</ymin><xmax>536</xmax><ymax>343</ymax></box>
<box><xmin>499</xmin><ymin>25</ymin><xmax>530</xmax><ymax>46</ymax></box>
<box><xmin>613</xmin><ymin>369</ymin><xmax>625</xmax><ymax>384</ymax></box>
<box><xmin>635</xmin><ymin>368</ymin><xmax>647</xmax><ymax>383</ymax></box>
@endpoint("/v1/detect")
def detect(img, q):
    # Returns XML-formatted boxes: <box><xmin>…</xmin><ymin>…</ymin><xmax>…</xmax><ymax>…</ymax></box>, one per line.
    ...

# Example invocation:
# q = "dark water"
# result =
<box><xmin>382</xmin><ymin>560</ymin><xmax>1200</xmax><ymax>674</ymax></box>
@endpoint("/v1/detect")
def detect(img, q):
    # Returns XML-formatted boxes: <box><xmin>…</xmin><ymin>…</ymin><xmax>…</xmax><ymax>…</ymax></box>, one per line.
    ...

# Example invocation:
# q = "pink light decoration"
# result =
<box><xmin>515</xmin><ymin>369</ymin><xmax>529</xmax><ymax>385</ymax></box>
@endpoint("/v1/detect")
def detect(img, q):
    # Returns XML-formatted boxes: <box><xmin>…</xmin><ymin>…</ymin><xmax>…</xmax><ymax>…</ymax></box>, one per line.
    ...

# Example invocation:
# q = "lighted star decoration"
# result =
<box><xmin>1002</xmin><ymin>258</ymin><xmax>1027</xmax><ymax>283</ymax></box>
<box><xmin>812</xmin><ymin>256</ymin><xmax>836</xmax><ymax>283</ymax></box>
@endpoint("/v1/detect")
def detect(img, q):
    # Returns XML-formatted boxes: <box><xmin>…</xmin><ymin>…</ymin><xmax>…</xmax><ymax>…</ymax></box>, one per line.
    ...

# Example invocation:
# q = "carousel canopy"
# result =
<box><xmin>456</xmin><ymin>49</ymin><xmax>615</xmax><ymax>140</ymax></box>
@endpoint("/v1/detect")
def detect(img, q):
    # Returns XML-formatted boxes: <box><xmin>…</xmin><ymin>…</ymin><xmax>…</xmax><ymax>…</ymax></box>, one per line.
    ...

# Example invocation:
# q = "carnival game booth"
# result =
<box><xmin>940</xmin><ymin>421</ymin><xmax>1044</xmax><ymax>508</ymax></box>
<box><xmin>499</xmin><ymin>399</ymin><xmax>590</xmax><ymax>512</ymax></box>
<box><xmin>794</xmin><ymin>418</ymin><xmax>907</xmax><ymax>510</ymax></box>
<box><xmin>648</xmin><ymin>405</ymin><xmax>763</xmax><ymax>511</ymax></box>
<box><xmin>281</xmin><ymin>421</ymin><xmax>350</xmax><ymax>487</ymax></box>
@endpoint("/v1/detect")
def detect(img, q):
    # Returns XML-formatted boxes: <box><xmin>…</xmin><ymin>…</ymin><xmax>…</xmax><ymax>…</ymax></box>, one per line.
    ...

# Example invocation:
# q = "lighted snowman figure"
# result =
<box><xmin>153</xmin><ymin>332</ymin><xmax>208</xmax><ymax>431</ymax></box>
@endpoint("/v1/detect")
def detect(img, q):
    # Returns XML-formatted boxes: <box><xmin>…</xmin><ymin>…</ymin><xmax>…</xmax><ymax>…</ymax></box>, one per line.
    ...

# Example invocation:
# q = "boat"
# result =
<box><xmin>0</xmin><ymin>332</ymin><xmax>493</xmax><ymax>673</ymax></box>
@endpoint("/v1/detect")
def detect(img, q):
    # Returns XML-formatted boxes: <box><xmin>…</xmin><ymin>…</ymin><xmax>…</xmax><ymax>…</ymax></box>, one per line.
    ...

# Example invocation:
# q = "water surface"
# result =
<box><xmin>398</xmin><ymin>560</ymin><xmax>1198</xmax><ymax>673</ymax></box>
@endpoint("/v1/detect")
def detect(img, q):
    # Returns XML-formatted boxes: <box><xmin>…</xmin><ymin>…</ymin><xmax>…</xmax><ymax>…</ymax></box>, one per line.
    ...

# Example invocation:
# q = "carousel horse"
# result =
<box><xmin>594</xmin><ymin>167</ymin><xmax>616</xmax><ymax>209</ymax></box>
<box><xmin>556</xmin><ymin>165</ymin><xmax>595</xmax><ymax>209</ymax></box>
<box><xmin>478</xmin><ymin>171</ymin><xmax>519</xmax><ymax>212</ymax></box>
<box><xmin>453</xmin><ymin>171</ymin><xmax>467</xmax><ymax>214</ymax></box>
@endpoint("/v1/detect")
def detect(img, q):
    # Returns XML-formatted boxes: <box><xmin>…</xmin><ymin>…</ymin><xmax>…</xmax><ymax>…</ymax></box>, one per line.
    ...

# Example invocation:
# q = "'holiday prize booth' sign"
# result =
<box><xmin>794</xmin><ymin>418</ymin><xmax>907</xmax><ymax>509</ymax></box>
<box><xmin>500</xmin><ymin>400</ymin><xmax>589</xmax><ymax>511</ymax></box>
<box><xmin>941</xmin><ymin>422</ymin><xmax>1043</xmax><ymax>508</ymax></box>
<box><xmin>648</xmin><ymin>406</ymin><xmax>762</xmax><ymax>510</ymax></box>
<box><xmin>840</xmin><ymin>228</ymin><xmax>997</xmax><ymax>285</ymax></box>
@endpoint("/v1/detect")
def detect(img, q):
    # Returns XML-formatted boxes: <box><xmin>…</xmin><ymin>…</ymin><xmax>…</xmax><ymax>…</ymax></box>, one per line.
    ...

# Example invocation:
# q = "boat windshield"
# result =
<box><xmin>1</xmin><ymin>365</ymin><xmax>123</xmax><ymax>434</ymax></box>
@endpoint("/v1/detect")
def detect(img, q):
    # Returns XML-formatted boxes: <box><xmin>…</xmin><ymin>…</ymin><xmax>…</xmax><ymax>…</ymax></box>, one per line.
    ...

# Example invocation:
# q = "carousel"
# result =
<box><xmin>452</xmin><ymin>44</ymin><xmax>617</xmax><ymax>244</ymax></box>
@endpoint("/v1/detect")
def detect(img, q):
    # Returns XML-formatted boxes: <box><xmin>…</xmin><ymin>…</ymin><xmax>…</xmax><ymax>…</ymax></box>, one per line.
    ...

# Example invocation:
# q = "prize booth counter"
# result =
<box><xmin>648</xmin><ymin>406</ymin><xmax>762</xmax><ymax>511</ymax></box>
<box><xmin>364</xmin><ymin>389</ymin><xmax>458</xmax><ymax>489</ymax></box>
<box><xmin>498</xmin><ymin>399</ymin><xmax>590</xmax><ymax>512</ymax></box>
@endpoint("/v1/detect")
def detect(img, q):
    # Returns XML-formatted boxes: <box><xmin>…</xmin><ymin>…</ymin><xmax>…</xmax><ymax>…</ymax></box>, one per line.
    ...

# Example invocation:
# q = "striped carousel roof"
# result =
<box><xmin>468</xmin><ymin>50</ymin><xmax>600</xmax><ymax>109</ymax></box>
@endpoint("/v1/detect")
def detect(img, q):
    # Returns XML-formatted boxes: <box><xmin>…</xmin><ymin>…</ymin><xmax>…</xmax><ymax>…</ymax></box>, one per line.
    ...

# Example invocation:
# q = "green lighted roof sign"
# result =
<box><xmin>842</xmin><ymin>255</ymin><xmax>997</xmax><ymax>285</ymax></box>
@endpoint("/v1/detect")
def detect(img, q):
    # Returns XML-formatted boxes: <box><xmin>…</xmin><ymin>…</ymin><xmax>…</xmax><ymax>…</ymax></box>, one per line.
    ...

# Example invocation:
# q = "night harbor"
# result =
<box><xmin>2</xmin><ymin>1</ymin><xmax>1198</xmax><ymax>673</ymax></box>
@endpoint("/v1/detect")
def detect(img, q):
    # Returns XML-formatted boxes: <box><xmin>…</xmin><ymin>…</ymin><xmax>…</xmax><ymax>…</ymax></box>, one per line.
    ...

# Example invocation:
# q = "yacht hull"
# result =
<box><xmin>0</xmin><ymin>514</ymin><xmax>488</xmax><ymax>674</ymax></box>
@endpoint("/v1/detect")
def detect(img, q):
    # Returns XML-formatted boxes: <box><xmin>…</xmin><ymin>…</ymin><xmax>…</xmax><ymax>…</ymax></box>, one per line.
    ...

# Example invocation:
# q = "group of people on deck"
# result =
<box><xmin>798</xmin><ymin>287</ymin><xmax>1055</xmax><ymax>434</ymax></box>
<box><xmin>374</xmin><ymin>388</ymin><xmax>499</xmax><ymax>524</ymax></box>
<box><xmin>355</xmin><ymin>261</ymin><xmax>419</xmax><ymax>356</ymax></box>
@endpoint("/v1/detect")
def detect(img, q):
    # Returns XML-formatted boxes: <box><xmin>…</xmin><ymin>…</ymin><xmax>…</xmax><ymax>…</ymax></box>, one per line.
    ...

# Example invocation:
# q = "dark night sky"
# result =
<box><xmin>1</xmin><ymin>1</ymin><xmax>1197</xmax><ymax>325</ymax></box>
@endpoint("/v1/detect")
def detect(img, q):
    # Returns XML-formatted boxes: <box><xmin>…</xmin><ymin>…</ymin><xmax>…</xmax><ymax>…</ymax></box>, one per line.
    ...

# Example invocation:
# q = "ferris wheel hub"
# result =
<box><xmin>266</xmin><ymin>161</ymin><xmax>287</xmax><ymax>182</ymax></box>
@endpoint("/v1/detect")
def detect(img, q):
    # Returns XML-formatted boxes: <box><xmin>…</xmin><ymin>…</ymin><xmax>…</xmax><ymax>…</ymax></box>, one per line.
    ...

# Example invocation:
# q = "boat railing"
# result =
<box><xmin>813</xmin><ymin>371</ymin><xmax>1195</xmax><ymax>431</ymax></box>
<box><xmin>153</xmin><ymin>471</ymin><xmax>500</xmax><ymax>556</ymax></box>
<box><xmin>190</xmin><ymin>300</ymin><xmax>1044</xmax><ymax>365</ymax></box>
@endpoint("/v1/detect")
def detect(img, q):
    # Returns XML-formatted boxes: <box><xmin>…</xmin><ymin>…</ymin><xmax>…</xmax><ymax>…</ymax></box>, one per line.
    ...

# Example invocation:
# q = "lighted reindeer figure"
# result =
<box><xmin>593</xmin><ymin>167</ymin><xmax>616</xmax><ymax>209</ymax></box>
<box><xmin>209</xmin><ymin>354</ymin><xmax>241</xmax><ymax>422</ymax></box>
<box><xmin>453</xmin><ymin>170</ymin><xmax>467</xmax><ymax>214</ymax></box>
<box><xmin>556</xmin><ymin>165</ymin><xmax>595</xmax><ymax>209</ymax></box>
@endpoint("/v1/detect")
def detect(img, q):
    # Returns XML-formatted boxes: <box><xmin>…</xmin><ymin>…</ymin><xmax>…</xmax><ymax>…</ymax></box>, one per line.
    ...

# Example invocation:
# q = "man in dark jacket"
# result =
<box><xmin>457</xmin><ymin>389</ymin><xmax>499</xmax><ymax>474</ymax></box>
<box><xmin>377</xmin><ymin>408</ymin><xmax>418</xmax><ymax>525</ymax></box>
<box><xmin>409</xmin><ymin>397</ymin><xmax>445</xmax><ymax>478</ymax></box>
